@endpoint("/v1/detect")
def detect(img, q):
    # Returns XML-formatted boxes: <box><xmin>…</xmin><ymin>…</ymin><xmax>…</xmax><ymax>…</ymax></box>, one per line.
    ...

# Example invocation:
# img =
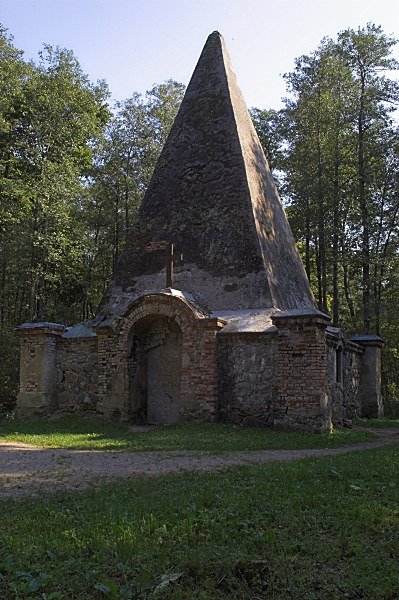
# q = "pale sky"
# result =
<box><xmin>0</xmin><ymin>0</ymin><xmax>398</xmax><ymax>110</ymax></box>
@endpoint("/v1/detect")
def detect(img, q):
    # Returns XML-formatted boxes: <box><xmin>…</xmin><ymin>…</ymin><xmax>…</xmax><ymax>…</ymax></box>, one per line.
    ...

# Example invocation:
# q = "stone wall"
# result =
<box><xmin>326</xmin><ymin>334</ymin><xmax>363</xmax><ymax>425</ymax></box>
<box><xmin>343</xmin><ymin>347</ymin><xmax>362</xmax><ymax>419</ymax></box>
<box><xmin>351</xmin><ymin>336</ymin><xmax>384</xmax><ymax>418</ymax></box>
<box><xmin>56</xmin><ymin>337</ymin><xmax>98</xmax><ymax>413</ymax></box>
<box><xmin>218</xmin><ymin>332</ymin><xmax>277</xmax><ymax>426</ymax></box>
<box><xmin>96</xmin><ymin>328</ymin><xmax>125</xmax><ymax>419</ymax></box>
<box><xmin>15</xmin><ymin>304</ymin><xmax>383</xmax><ymax>429</ymax></box>
<box><xmin>15</xmin><ymin>323</ymin><xmax>65</xmax><ymax>418</ymax></box>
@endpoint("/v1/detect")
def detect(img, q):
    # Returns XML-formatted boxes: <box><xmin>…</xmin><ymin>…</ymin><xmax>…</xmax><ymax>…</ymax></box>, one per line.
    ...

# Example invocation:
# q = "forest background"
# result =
<box><xmin>1</xmin><ymin>22</ymin><xmax>399</xmax><ymax>413</ymax></box>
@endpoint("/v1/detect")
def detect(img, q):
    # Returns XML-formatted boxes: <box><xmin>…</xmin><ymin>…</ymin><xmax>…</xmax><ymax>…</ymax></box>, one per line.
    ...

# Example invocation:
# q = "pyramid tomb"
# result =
<box><xmin>15</xmin><ymin>32</ymin><xmax>383</xmax><ymax>431</ymax></box>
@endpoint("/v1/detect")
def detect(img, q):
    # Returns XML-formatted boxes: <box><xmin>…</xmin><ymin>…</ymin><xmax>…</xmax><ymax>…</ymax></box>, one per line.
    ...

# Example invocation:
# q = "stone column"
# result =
<box><xmin>271</xmin><ymin>309</ymin><xmax>331</xmax><ymax>433</ymax></box>
<box><xmin>350</xmin><ymin>335</ymin><xmax>384</xmax><ymax>418</ymax></box>
<box><xmin>15</xmin><ymin>322</ymin><xmax>66</xmax><ymax>418</ymax></box>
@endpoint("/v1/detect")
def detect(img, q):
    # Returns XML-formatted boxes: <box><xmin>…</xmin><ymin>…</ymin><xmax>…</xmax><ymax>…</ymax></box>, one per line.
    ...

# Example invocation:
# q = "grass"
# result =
<box><xmin>356</xmin><ymin>417</ymin><xmax>399</xmax><ymax>428</ymax></box>
<box><xmin>0</xmin><ymin>445</ymin><xmax>398</xmax><ymax>599</ymax></box>
<box><xmin>0</xmin><ymin>415</ymin><xmax>377</xmax><ymax>452</ymax></box>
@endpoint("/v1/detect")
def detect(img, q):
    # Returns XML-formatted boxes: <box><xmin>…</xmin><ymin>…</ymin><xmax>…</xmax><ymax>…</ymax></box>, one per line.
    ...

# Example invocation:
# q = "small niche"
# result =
<box><xmin>336</xmin><ymin>347</ymin><xmax>344</xmax><ymax>384</ymax></box>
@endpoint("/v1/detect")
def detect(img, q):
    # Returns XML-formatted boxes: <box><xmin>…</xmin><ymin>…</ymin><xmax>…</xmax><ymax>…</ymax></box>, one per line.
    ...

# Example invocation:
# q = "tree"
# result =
<box><xmin>83</xmin><ymin>80</ymin><xmax>185</xmax><ymax>310</ymax></box>
<box><xmin>254</xmin><ymin>25</ymin><xmax>399</xmax><ymax>333</ymax></box>
<box><xmin>280</xmin><ymin>39</ymin><xmax>357</xmax><ymax>316</ymax></box>
<box><xmin>337</xmin><ymin>24</ymin><xmax>399</xmax><ymax>332</ymax></box>
<box><xmin>0</xmin><ymin>30</ymin><xmax>110</xmax><ymax>406</ymax></box>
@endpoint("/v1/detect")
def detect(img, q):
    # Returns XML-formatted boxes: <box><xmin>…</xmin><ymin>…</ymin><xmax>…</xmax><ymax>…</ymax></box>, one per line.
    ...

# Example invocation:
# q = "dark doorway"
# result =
<box><xmin>127</xmin><ymin>315</ymin><xmax>182</xmax><ymax>424</ymax></box>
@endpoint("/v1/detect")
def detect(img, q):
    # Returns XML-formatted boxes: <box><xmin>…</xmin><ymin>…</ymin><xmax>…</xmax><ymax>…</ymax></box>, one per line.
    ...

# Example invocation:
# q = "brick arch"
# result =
<box><xmin>119</xmin><ymin>293</ymin><xmax>202</xmax><ymax>345</ymax></box>
<box><xmin>96</xmin><ymin>292</ymin><xmax>220</xmax><ymax>423</ymax></box>
<box><xmin>118</xmin><ymin>293</ymin><xmax>204</xmax><ymax>424</ymax></box>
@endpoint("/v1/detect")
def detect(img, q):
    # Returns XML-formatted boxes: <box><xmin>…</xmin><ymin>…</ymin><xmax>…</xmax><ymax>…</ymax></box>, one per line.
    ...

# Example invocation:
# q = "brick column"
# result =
<box><xmin>181</xmin><ymin>317</ymin><xmax>226</xmax><ymax>421</ymax></box>
<box><xmin>15</xmin><ymin>322</ymin><xmax>66</xmax><ymax>418</ymax></box>
<box><xmin>350</xmin><ymin>335</ymin><xmax>384</xmax><ymax>418</ymax></box>
<box><xmin>271</xmin><ymin>309</ymin><xmax>331</xmax><ymax>432</ymax></box>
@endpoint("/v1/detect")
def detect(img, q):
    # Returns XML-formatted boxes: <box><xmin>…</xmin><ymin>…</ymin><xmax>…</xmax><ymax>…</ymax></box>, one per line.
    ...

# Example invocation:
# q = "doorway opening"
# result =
<box><xmin>127</xmin><ymin>315</ymin><xmax>182</xmax><ymax>424</ymax></box>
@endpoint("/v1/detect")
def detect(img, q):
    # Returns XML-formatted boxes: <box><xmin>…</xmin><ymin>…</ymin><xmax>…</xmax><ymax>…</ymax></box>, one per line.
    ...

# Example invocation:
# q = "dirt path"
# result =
<box><xmin>1</xmin><ymin>428</ymin><xmax>398</xmax><ymax>500</ymax></box>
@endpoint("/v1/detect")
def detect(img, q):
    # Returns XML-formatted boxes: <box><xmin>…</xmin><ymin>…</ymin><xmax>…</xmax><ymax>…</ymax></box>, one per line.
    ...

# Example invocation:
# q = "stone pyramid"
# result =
<box><xmin>101</xmin><ymin>31</ymin><xmax>315</xmax><ymax>315</ymax></box>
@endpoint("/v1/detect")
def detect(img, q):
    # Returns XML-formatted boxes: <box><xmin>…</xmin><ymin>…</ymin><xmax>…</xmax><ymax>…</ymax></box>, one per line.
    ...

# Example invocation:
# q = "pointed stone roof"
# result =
<box><xmin>100</xmin><ymin>31</ymin><xmax>315</xmax><ymax>316</ymax></box>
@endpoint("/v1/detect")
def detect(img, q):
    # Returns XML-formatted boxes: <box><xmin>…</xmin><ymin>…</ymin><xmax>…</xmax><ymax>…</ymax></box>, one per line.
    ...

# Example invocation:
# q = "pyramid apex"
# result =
<box><xmin>203</xmin><ymin>31</ymin><xmax>225</xmax><ymax>50</ymax></box>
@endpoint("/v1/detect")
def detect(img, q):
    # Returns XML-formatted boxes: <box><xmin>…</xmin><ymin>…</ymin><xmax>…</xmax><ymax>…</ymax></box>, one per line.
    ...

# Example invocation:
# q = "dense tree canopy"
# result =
<box><xmin>0</xmin><ymin>23</ymin><xmax>398</xmax><ymax>412</ymax></box>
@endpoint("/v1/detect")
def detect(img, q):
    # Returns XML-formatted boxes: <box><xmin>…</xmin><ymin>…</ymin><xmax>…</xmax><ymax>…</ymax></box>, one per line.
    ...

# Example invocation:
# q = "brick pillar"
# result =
<box><xmin>181</xmin><ymin>317</ymin><xmax>226</xmax><ymax>421</ymax></box>
<box><xmin>14</xmin><ymin>322</ymin><xmax>66</xmax><ymax>418</ymax></box>
<box><xmin>350</xmin><ymin>335</ymin><xmax>384</xmax><ymax>418</ymax></box>
<box><xmin>271</xmin><ymin>310</ymin><xmax>331</xmax><ymax>433</ymax></box>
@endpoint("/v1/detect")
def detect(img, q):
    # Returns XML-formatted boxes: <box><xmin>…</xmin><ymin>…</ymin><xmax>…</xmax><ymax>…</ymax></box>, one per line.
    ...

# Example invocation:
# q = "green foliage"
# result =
<box><xmin>0</xmin><ymin>446</ymin><xmax>398</xmax><ymax>598</ymax></box>
<box><xmin>250</xmin><ymin>107</ymin><xmax>284</xmax><ymax>177</ymax></box>
<box><xmin>0</xmin><ymin>27</ymin><xmax>111</xmax><ymax>404</ymax></box>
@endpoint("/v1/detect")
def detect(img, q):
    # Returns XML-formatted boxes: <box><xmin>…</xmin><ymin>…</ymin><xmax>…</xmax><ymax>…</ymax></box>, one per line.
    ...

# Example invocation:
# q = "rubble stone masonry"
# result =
<box><xmin>218</xmin><ymin>332</ymin><xmax>277</xmax><ymax>426</ymax></box>
<box><xmin>56</xmin><ymin>337</ymin><xmax>98</xmax><ymax>413</ymax></box>
<box><xmin>326</xmin><ymin>334</ymin><xmax>363</xmax><ymax>425</ymax></box>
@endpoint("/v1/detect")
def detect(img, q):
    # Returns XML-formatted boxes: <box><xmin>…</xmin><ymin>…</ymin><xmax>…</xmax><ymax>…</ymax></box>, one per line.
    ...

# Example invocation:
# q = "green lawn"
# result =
<box><xmin>0</xmin><ymin>415</ymin><xmax>377</xmax><ymax>452</ymax></box>
<box><xmin>356</xmin><ymin>417</ymin><xmax>399</xmax><ymax>428</ymax></box>
<box><xmin>0</xmin><ymin>446</ymin><xmax>398</xmax><ymax>599</ymax></box>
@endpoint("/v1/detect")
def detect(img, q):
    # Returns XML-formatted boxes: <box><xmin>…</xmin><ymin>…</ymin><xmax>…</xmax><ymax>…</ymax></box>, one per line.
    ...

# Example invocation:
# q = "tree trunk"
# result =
<box><xmin>332</xmin><ymin>132</ymin><xmax>340</xmax><ymax>326</ymax></box>
<box><xmin>358</xmin><ymin>72</ymin><xmax>371</xmax><ymax>332</ymax></box>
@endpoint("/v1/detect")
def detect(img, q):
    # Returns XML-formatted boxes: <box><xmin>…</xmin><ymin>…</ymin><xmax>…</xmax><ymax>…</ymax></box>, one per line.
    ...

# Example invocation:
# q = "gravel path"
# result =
<box><xmin>1</xmin><ymin>428</ymin><xmax>398</xmax><ymax>500</ymax></box>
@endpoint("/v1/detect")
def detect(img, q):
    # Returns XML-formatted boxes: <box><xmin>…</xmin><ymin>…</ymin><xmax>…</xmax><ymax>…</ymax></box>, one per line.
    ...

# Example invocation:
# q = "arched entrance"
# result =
<box><xmin>127</xmin><ymin>314</ymin><xmax>182</xmax><ymax>424</ymax></box>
